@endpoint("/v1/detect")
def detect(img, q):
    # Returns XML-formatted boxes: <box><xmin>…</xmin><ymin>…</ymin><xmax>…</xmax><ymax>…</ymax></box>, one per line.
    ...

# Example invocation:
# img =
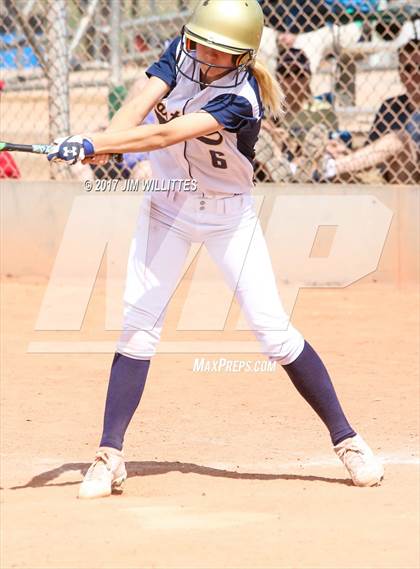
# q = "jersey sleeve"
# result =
<box><xmin>368</xmin><ymin>97</ymin><xmax>408</xmax><ymax>143</ymax></box>
<box><xmin>146</xmin><ymin>37</ymin><xmax>181</xmax><ymax>90</ymax></box>
<box><xmin>201</xmin><ymin>94</ymin><xmax>259</xmax><ymax>133</ymax></box>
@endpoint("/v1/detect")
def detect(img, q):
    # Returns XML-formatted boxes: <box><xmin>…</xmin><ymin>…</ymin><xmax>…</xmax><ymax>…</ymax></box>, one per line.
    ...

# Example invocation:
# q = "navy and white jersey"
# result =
<box><xmin>146</xmin><ymin>37</ymin><xmax>263</xmax><ymax>195</ymax></box>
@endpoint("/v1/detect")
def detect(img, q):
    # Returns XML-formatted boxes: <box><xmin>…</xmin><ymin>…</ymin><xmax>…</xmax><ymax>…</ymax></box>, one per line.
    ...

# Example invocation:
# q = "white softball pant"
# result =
<box><xmin>116</xmin><ymin>191</ymin><xmax>304</xmax><ymax>364</ymax></box>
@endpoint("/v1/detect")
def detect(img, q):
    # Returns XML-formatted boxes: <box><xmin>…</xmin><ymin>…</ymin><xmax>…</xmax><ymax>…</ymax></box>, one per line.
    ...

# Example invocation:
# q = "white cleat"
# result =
<box><xmin>78</xmin><ymin>447</ymin><xmax>127</xmax><ymax>499</ymax></box>
<box><xmin>334</xmin><ymin>434</ymin><xmax>384</xmax><ymax>487</ymax></box>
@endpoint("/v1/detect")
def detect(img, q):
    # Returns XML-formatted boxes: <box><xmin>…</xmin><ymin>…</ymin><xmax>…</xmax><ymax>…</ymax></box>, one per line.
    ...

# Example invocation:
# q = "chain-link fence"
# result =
<box><xmin>0</xmin><ymin>0</ymin><xmax>419</xmax><ymax>183</ymax></box>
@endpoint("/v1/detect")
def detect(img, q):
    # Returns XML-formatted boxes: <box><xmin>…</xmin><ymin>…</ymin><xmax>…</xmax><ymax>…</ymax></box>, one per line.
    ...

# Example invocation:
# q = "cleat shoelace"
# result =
<box><xmin>84</xmin><ymin>452</ymin><xmax>111</xmax><ymax>481</ymax></box>
<box><xmin>338</xmin><ymin>446</ymin><xmax>367</xmax><ymax>470</ymax></box>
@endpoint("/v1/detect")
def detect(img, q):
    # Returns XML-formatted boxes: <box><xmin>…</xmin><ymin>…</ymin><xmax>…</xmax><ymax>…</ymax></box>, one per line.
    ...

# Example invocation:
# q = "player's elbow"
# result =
<box><xmin>154</xmin><ymin>125</ymin><xmax>184</xmax><ymax>149</ymax></box>
<box><xmin>146</xmin><ymin>132</ymin><xmax>170</xmax><ymax>150</ymax></box>
<box><xmin>163</xmin><ymin>131</ymin><xmax>182</xmax><ymax>148</ymax></box>
<box><xmin>148</xmin><ymin>134</ymin><xmax>167</xmax><ymax>150</ymax></box>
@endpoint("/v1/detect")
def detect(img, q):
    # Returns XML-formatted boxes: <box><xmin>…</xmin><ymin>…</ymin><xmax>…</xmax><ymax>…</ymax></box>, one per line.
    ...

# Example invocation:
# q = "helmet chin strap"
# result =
<box><xmin>199</xmin><ymin>66</ymin><xmax>211</xmax><ymax>87</ymax></box>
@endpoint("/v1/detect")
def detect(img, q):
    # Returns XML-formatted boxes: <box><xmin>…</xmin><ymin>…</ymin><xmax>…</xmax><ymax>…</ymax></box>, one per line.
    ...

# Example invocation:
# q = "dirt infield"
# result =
<box><xmin>1</xmin><ymin>275</ymin><xmax>418</xmax><ymax>569</ymax></box>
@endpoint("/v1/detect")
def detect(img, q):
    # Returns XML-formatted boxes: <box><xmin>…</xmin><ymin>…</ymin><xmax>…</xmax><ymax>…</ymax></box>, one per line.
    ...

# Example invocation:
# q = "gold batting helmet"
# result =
<box><xmin>184</xmin><ymin>0</ymin><xmax>264</xmax><ymax>63</ymax></box>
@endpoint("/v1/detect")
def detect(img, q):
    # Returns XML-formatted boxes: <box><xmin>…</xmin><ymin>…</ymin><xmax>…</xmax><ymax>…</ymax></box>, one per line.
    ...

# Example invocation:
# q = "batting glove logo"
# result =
<box><xmin>62</xmin><ymin>145</ymin><xmax>79</xmax><ymax>159</ymax></box>
<box><xmin>47</xmin><ymin>136</ymin><xmax>95</xmax><ymax>165</ymax></box>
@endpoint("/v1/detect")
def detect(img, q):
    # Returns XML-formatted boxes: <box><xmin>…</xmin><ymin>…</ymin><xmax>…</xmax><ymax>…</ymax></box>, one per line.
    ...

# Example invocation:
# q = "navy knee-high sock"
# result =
<box><xmin>282</xmin><ymin>341</ymin><xmax>356</xmax><ymax>445</ymax></box>
<box><xmin>99</xmin><ymin>353</ymin><xmax>150</xmax><ymax>451</ymax></box>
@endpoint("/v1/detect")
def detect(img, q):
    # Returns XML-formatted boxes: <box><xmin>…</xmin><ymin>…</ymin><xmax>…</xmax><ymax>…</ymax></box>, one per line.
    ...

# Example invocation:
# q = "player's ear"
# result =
<box><xmin>235</xmin><ymin>52</ymin><xmax>251</xmax><ymax>67</ymax></box>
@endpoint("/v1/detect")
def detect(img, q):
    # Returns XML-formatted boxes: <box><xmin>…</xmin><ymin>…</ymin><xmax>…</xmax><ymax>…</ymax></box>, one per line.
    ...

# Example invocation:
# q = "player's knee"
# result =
<box><xmin>261</xmin><ymin>328</ymin><xmax>305</xmax><ymax>365</ymax></box>
<box><xmin>116</xmin><ymin>329</ymin><xmax>160</xmax><ymax>359</ymax></box>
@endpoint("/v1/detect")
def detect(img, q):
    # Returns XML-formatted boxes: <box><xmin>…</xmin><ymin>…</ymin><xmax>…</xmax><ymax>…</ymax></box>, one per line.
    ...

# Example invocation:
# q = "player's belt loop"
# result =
<box><xmin>223</xmin><ymin>193</ymin><xmax>242</xmax><ymax>215</ymax></box>
<box><xmin>216</xmin><ymin>198</ymin><xmax>226</xmax><ymax>215</ymax></box>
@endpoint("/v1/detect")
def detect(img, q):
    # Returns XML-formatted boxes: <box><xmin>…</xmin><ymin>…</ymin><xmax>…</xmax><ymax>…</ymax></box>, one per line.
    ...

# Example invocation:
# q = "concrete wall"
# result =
<box><xmin>1</xmin><ymin>181</ymin><xmax>418</xmax><ymax>285</ymax></box>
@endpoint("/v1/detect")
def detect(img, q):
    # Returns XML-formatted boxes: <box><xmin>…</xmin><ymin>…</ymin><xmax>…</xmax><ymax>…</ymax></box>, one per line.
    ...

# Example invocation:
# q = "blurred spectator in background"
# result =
<box><xmin>260</xmin><ymin>0</ymin><xmax>330</xmax><ymax>34</ymax></box>
<box><xmin>255</xmin><ymin>48</ymin><xmax>352</xmax><ymax>183</ymax></box>
<box><xmin>259</xmin><ymin>0</ymin><xmax>332</xmax><ymax>76</ymax></box>
<box><xmin>259</xmin><ymin>0</ymin><xmax>373</xmax><ymax>75</ymax></box>
<box><xmin>276</xmin><ymin>48</ymin><xmax>338</xmax><ymax>137</ymax></box>
<box><xmin>259</xmin><ymin>0</ymin><xmax>419</xmax><ymax>108</ymax></box>
<box><xmin>315</xmin><ymin>38</ymin><xmax>420</xmax><ymax>184</ymax></box>
<box><xmin>0</xmin><ymin>150</ymin><xmax>20</xmax><ymax>179</ymax></box>
<box><xmin>0</xmin><ymin>79</ymin><xmax>20</xmax><ymax>179</ymax></box>
<box><xmin>366</xmin><ymin>38</ymin><xmax>419</xmax><ymax>183</ymax></box>
<box><xmin>318</xmin><ymin>112</ymin><xmax>419</xmax><ymax>184</ymax></box>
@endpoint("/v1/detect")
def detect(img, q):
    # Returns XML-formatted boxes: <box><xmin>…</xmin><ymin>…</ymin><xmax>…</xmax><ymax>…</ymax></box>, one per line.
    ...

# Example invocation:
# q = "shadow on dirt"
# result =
<box><xmin>9</xmin><ymin>460</ymin><xmax>353</xmax><ymax>489</ymax></box>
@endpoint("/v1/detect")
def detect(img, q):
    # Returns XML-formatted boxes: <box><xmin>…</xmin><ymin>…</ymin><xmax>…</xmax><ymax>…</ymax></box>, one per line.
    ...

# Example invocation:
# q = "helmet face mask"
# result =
<box><xmin>175</xmin><ymin>29</ymin><xmax>253</xmax><ymax>88</ymax></box>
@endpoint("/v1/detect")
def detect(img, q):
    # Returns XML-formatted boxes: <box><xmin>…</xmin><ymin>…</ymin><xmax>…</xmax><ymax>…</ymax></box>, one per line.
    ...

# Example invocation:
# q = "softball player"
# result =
<box><xmin>48</xmin><ymin>0</ymin><xmax>384</xmax><ymax>498</ymax></box>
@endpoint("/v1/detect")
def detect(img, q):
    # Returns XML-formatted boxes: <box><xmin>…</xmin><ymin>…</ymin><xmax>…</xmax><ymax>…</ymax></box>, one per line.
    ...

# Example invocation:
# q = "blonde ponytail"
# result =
<box><xmin>250</xmin><ymin>59</ymin><xmax>284</xmax><ymax>118</ymax></box>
